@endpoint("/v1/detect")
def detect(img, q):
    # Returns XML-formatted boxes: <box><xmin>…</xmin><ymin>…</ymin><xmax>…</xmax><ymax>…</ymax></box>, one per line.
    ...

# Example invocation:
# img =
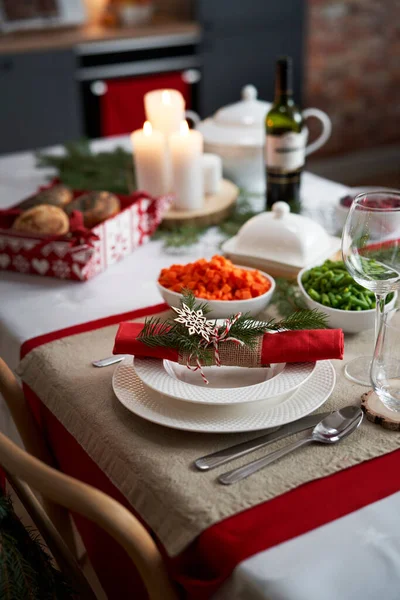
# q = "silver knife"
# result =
<box><xmin>194</xmin><ymin>411</ymin><xmax>331</xmax><ymax>471</ymax></box>
<box><xmin>92</xmin><ymin>355</ymin><xmax>126</xmax><ymax>367</ymax></box>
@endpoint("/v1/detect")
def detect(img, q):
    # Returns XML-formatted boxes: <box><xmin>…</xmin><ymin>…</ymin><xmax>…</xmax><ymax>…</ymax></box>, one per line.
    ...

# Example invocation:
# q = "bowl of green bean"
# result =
<box><xmin>297</xmin><ymin>259</ymin><xmax>397</xmax><ymax>333</ymax></box>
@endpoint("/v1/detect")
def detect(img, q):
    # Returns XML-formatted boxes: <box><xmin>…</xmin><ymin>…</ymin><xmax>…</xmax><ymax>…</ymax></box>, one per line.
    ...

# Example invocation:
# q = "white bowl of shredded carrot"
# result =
<box><xmin>157</xmin><ymin>255</ymin><xmax>276</xmax><ymax>319</ymax></box>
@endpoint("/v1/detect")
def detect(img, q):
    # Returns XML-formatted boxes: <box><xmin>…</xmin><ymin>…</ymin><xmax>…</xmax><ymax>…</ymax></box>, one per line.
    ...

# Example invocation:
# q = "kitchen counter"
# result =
<box><xmin>0</xmin><ymin>15</ymin><xmax>201</xmax><ymax>55</ymax></box>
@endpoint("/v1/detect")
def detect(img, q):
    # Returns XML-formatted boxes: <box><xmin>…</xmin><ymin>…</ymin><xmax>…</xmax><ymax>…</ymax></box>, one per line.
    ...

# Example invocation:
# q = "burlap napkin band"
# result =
<box><xmin>179</xmin><ymin>337</ymin><xmax>264</xmax><ymax>368</ymax></box>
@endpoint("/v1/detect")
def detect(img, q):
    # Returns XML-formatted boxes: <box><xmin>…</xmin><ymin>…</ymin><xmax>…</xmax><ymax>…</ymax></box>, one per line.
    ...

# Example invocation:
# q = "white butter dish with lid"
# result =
<box><xmin>222</xmin><ymin>202</ymin><xmax>341</xmax><ymax>277</ymax></box>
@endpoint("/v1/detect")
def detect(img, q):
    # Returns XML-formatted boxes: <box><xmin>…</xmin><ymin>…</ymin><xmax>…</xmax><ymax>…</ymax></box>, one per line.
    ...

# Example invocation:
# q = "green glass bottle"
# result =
<box><xmin>265</xmin><ymin>56</ymin><xmax>304</xmax><ymax>212</ymax></box>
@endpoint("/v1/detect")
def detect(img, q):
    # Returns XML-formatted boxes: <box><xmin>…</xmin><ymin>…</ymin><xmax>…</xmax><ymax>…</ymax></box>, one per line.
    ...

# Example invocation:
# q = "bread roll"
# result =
<box><xmin>18</xmin><ymin>185</ymin><xmax>73</xmax><ymax>210</ymax></box>
<box><xmin>13</xmin><ymin>204</ymin><xmax>69</xmax><ymax>236</ymax></box>
<box><xmin>66</xmin><ymin>191</ymin><xmax>120</xmax><ymax>228</ymax></box>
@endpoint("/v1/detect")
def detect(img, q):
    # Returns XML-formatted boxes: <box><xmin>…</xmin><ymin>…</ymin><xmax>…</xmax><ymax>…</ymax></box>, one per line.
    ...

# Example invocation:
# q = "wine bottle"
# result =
<box><xmin>265</xmin><ymin>56</ymin><xmax>304</xmax><ymax>212</ymax></box>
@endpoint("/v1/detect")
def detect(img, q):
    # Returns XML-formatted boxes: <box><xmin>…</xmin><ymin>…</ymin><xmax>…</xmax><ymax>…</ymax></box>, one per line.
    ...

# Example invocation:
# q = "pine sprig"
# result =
<box><xmin>0</xmin><ymin>492</ymin><xmax>75</xmax><ymax>599</ymax></box>
<box><xmin>181</xmin><ymin>289</ymin><xmax>212</xmax><ymax>316</ymax></box>
<box><xmin>270</xmin><ymin>277</ymin><xmax>308</xmax><ymax>316</ymax></box>
<box><xmin>138</xmin><ymin>291</ymin><xmax>327</xmax><ymax>366</ymax></box>
<box><xmin>152</xmin><ymin>225</ymin><xmax>207</xmax><ymax>248</ymax></box>
<box><xmin>138</xmin><ymin>317</ymin><xmax>175</xmax><ymax>348</ymax></box>
<box><xmin>36</xmin><ymin>140</ymin><xmax>136</xmax><ymax>195</ymax></box>
<box><xmin>152</xmin><ymin>189</ymin><xmax>259</xmax><ymax>248</ymax></box>
<box><xmin>264</xmin><ymin>309</ymin><xmax>328</xmax><ymax>331</ymax></box>
<box><xmin>172</xmin><ymin>325</ymin><xmax>214</xmax><ymax>365</ymax></box>
<box><xmin>228</xmin><ymin>309</ymin><xmax>328</xmax><ymax>341</ymax></box>
<box><xmin>228</xmin><ymin>313</ymin><xmax>274</xmax><ymax>347</ymax></box>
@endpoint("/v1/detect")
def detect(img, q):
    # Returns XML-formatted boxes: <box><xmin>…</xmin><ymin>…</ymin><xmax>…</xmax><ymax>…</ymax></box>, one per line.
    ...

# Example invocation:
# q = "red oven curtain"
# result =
<box><xmin>101</xmin><ymin>72</ymin><xmax>191</xmax><ymax>137</ymax></box>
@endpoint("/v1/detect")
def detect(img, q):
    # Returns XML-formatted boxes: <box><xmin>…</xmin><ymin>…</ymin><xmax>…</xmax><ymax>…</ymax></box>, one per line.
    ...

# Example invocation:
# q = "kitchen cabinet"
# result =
<box><xmin>0</xmin><ymin>50</ymin><xmax>82</xmax><ymax>155</ymax></box>
<box><xmin>196</xmin><ymin>0</ymin><xmax>305</xmax><ymax>116</ymax></box>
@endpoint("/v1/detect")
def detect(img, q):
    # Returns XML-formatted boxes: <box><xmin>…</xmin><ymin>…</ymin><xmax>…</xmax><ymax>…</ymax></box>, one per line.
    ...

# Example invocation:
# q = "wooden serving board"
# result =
<box><xmin>361</xmin><ymin>390</ymin><xmax>400</xmax><ymax>430</ymax></box>
<box><xmin>161</xmin><ymin>179</ymin><xmax>239</xmax><ymax>230</ymax></box>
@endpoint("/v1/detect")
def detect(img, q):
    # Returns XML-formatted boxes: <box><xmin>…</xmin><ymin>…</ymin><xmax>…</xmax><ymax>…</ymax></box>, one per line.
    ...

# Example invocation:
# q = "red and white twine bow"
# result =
<box><xmin>211</xmin><ymin>312</ymin><xmax>244</xmax><ymax>367</ymax></box>
<box><xmin>186</xmin><ymin>313</ymin><xmax>244</xmax><ymax>384</ymax></box>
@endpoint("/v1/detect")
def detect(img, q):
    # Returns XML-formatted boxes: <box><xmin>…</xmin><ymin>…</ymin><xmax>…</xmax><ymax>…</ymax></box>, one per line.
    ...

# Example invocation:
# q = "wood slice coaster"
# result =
<box><xmin>361</xmin><ymin>390</ymin><xmax>400</xmax><ymax>430</ymax></box>
<box><xmin>161</xmin><ymin>179</ymin><xmax>239</xmax><ymax>230</ymax></box>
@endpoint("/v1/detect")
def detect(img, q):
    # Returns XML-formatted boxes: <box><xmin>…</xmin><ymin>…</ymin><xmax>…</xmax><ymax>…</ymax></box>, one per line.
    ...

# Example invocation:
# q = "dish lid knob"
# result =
<box><xmin>272</xmin><ymin>201</ymin><xmax>290</xmax><ymax>219</ymax></box>
<box><xmin>241</xmin><ymin>85</ymin><xmax>258</xmax><ymax>101</ymax></box>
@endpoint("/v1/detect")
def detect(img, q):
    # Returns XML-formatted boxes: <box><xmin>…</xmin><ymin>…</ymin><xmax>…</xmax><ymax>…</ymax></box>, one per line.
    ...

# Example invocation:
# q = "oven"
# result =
<box><xmin>76</xmin><ymin>30</ymin><xmax>202</xmax><ymax>139</ymax></box>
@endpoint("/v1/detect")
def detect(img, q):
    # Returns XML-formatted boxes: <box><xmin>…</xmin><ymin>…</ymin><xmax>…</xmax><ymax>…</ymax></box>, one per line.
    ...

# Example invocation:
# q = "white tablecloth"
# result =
<box><xmin>0</xmin><ymin>136</ymin><xmax>349</xmax><ymax>371</ymax></box>
<box><xmin>5</xmin><ymin>138</ymin><xmax>398</xmax><ymax>600</ymax></box>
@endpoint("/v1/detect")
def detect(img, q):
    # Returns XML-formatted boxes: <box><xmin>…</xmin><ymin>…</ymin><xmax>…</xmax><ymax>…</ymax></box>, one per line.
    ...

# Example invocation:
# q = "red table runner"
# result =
<box><xmin>20</xmin><ymin>305</ymin><xmax>400</xmax><ymax>599</ymax></box>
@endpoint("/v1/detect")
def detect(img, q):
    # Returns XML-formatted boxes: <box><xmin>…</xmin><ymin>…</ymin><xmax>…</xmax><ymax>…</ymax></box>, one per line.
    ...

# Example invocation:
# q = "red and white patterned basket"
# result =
<box><xmin>0</xmin><ymin>185</ymin><xmax>172</xmax><ymax>281</ymax></box>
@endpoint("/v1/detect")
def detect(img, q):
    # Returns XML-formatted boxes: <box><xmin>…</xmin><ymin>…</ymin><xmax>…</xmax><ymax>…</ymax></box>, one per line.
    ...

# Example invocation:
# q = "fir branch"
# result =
<box><xmin>2</xmin><ymin>533</ymin><xmax>38</xmax><ymax>600</ymax></box>
<box><xmin>228</xmin><ymin>309</ymin><xmax>327</xmax><ymax>340</ymax></box>
<box><xmin>36</xmin><ymin>140</ymin><xmax>136</xmax><ymax>195</ymax></box>
<box><xmin>152</xmin><ymin>225</ymin><xmax>207</xmax><ymax>248</ymax></box>
<box><xmin>181</xmin><ymin>289</ymin><xmax>212</xmax><ymax>316</ymax></box>
<box><xmin>137</xmin><ymin>317</ymin><xmax>176</xmax><ymax>348</ymax></box>
<box><xmin>138</xmin><ymin>292</ymin><xmax>214</xmax><ymax>358</ymax></box>
<box><xmin>270</xmin><ymin>277</ymin><xmax>308</xmax><ymax>316</ymax></box>
<box><xmin>138</xmin><ymin>291</ymin><xmax>327</xmax><ymax>370</ymax></box>
<box><xmin>172</xmin><ymin>326</ymin><xmax>214</xmax><ymax>365</ymax></box>
<box><xmin>265</xmin><ymin>309</ymin><xmax>328</xmax><ymax>331</ymax></box>
<box><xmin>218</xmin><ymin>189</ymin><xmax>259</xmax><ymax>238</ymax></box>
<box><xmin>0</xmin><ymin>493</ymin><xmax>75</xmax><ymax>600</ymax></box>
<box><xmin>228</xmin><ymin>314</ymin><xmax>273</xmax><ymax>346</ymax></box>
<box><xmin>153</xmin><ymin>188</ymin><xmax>259</xmax><ymax>249</ymax></box>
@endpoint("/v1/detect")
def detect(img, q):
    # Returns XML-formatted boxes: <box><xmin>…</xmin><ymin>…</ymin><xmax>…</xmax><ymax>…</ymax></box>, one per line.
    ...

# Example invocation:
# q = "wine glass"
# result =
<box><xmin>341</xmin><ymin>190</ymin><xmax>400</xmax><ymax>385</ymax></box>
<box><xmin>371</xmin><ymin>308</ymin><xmax>400</xmax><ymax>412</ymax></box>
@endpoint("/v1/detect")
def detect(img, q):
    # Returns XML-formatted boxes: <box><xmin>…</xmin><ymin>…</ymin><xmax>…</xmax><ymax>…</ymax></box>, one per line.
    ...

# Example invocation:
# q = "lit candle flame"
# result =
<box><xmin>162</xmin><ymin>90</ymin><xmax>171</xmax><ymax>105</ymax></box>
<box><xmin>180</xmin><ymin>120</ymin><xmax>189</xmax><ymax>136</ymax></box>
<box><xmin>143</xmin><ymin>121</ymin><xmax>152</xmax><ymax>136</ymax></box>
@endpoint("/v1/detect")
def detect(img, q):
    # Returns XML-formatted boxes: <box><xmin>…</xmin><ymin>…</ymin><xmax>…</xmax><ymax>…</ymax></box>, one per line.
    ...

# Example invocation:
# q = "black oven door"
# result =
<box><xmin>77</xmin><ymin>36</ymin><xmax>202</xmax><ymax>138</ymax></box>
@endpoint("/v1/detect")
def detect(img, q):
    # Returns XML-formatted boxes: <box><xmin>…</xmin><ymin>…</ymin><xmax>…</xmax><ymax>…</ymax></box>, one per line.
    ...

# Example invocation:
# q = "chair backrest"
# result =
<box><xmin>0</xmin><ymin>428</ymin><xmax>178</xmax><ymax>600</ymax></box>
<box><xmin>0</xmin><ymin>356</ymin><xmax>77</xmax><ymax>552</ymax></box>
<box><xmin>0</xmin><ymin>358</ymin><xmax>177</xmax><ymax>600</ymax></box>
<box><xmin>5</xmin><ymin>471</ymin><xmax>98</xmax><ymax>600</ymax></box>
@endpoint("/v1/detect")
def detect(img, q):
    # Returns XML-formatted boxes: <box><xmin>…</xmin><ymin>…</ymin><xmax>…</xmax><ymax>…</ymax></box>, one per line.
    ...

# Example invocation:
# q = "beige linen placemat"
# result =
<box><xmin>17</xmin><ymin>314</ymin><xmax>400</xmax><ymax>556</ymax></box>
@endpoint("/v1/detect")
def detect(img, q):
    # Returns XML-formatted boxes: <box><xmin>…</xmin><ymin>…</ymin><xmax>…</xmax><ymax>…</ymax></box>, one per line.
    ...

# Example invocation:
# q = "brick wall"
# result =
<box><xmin>305</xmin><ymin>0</ymin><xmax>400</xmax><ymax>156</ymax></box>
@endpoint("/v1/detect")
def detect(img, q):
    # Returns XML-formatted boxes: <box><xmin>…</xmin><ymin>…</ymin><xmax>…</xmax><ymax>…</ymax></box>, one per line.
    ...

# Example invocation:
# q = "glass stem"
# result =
<box><xmin>374</xmin><ymin>293</ymin><xmax>388</xmax><ymax>372</ymax></box>
<box><xmin>375</xmin><ymin>294</ymin><xmax>387</xmax><ymax>343</ymax></box>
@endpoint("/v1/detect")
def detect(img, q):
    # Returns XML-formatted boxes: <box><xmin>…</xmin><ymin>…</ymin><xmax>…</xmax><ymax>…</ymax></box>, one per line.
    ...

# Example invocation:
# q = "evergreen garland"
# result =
<box><xmin>36</xmin><ymin>142</ymin><xmax>258</xmax><ymax>246</ymax></box>
<box><xmin>36</xmin><ymin>139</ymin><xmax>135</xmax><ymax>195</ymax></box>
<box><xmin>271</xmin><ymin>277</ymin><xmax>309</xmax><ymax>316</ymax></box>
<box><xmin>152</xmin><ymin>190</ymin><xmax>260</xmax><ymax>247</ymax></box>
<box><xmin>0</xmin><ymin>491</ymin><xmax>75</xmax><ymax>599</ymax></box>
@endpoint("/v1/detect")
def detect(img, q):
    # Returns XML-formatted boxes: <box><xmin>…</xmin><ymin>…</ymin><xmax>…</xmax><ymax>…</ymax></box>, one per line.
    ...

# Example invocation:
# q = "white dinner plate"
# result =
<box><xmin>133</xmin><ymin>358</ymin><xmax>316</xmax><ymax>405</ymax></box>
<box><xmin>113</xmin><ymin>358</ymin><xmax>335</xmax><ymax>433</ymax></box>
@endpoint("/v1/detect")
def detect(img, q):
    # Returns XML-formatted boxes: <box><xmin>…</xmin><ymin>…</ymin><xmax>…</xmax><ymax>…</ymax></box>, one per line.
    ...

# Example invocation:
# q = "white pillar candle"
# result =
<box><xmin>170</xmin><ymin>120</ymin><xmax>204</xmax><ymax>211</ymax></box>
<box><xmin>144</xmin><ymin>89</ymin><xmax>185</xmax><ymax>136</ymax></box>
<box><xmin>131</xmin><ymin>121</ymin><xmax>170</xmax><ymax>197</ymax></box>
<box><xmin>202</xmin><ymin>153</ymin><xmax>223</xmax><ymax>195</ymax></box>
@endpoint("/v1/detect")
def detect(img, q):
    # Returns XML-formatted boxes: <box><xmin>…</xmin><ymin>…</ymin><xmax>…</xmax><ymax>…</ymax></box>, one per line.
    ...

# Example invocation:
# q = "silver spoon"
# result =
<box><xmin>219</xmin><ymin>405</ymin><xmax>363</xmax><ymax>485</ymax></box>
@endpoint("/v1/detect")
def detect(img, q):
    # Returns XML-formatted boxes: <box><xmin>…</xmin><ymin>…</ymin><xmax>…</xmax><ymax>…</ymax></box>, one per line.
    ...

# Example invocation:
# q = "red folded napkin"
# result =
<box><xmin>113</xmin><ymin>322</ymin><xmax>344</xmax><ymax>366</ymax></box>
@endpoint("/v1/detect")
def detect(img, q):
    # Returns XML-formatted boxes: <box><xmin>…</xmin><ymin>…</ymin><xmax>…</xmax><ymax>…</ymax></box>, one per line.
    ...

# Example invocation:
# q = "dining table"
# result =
<box><xmin>1</xmin><ymin>135</ymin><xmax>400</xmax><ymax>600</ymax></box>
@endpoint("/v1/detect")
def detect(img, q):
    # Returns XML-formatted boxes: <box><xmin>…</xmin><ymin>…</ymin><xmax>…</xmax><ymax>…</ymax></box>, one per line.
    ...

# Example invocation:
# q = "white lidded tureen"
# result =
<box><xmin>222</xmin><ymin>202</ymin><xmax>341</xmax><ymax>278</ymax></box>
<box><xmin>195</xmin><ymin>86</ymin><xmax>332</xmax><ymax>194</ymax></box>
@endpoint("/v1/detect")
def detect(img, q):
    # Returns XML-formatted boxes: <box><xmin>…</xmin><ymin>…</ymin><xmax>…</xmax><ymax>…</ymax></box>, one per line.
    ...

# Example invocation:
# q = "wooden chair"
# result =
<box><xmin>0</xmin><ymin>357</ymin><xmax>78</xmax><ymax>553</ymax></box>
<box><xmin>0</xmin><ymin>358</ymin><xmax>177</xmax><ymax>600</ymax></box>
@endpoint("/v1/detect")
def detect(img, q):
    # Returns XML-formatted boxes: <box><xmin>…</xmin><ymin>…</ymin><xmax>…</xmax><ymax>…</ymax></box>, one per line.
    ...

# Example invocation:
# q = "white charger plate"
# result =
<box><xmin>113</xmin><ymin>358</ymin><xmax>335</xmax><ymax>433</ymax></box>
<box><xmin>133</xmin><ymin>358</ymin><xmax>316</xmax><ymax>405</ymax></box>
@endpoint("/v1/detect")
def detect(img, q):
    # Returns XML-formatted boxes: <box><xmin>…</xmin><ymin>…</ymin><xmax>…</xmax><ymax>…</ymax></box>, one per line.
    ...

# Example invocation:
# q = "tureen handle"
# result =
<box><xmin>242</xmin><ymin>85</ymin><xmax>258</xmax><ymax>101</ymax></box>
<box><xmin>272</xmin><ymin>202</ymin><xmax>290</xmax><ymax>218</ymax></box>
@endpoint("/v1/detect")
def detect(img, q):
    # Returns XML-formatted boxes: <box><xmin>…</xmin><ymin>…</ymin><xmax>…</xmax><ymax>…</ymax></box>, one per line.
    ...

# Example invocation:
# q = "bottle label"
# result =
<box><xmin>266</xmin><ymin>132</ymin><xmax>305</xmax><ymax>172</ymax></box>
